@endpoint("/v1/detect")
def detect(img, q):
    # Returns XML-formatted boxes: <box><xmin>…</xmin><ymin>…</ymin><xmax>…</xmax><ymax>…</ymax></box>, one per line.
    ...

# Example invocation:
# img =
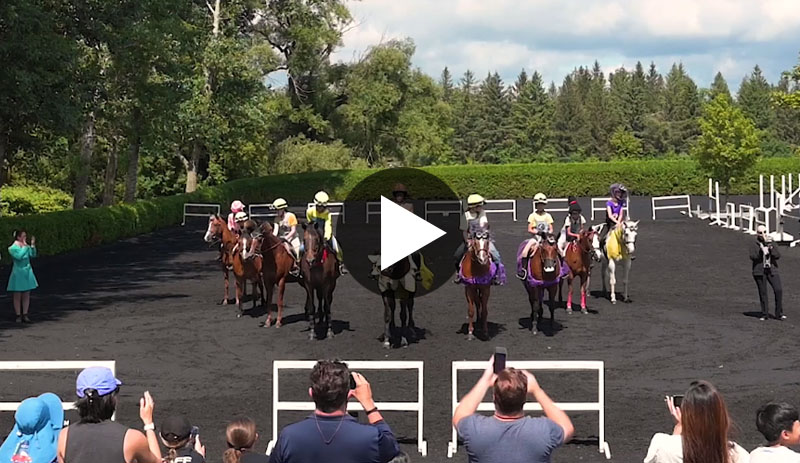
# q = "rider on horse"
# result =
<box><xmin>235</xmin><ymin>211</ymin><xmax>260</xmax><ymax>258</ymax></box>
<box><xmin>228</xmin><ymin>200</ymin><xmax>245</xmax><ymax>233</ymax></box>
<box><xmin>453</xmin><ymin>194</ymin><xmax>504</xmax><ymax>285</ymax></box>
<box><xmin>558</xmin><ymin>197</ymin><xmax>587</xmax><ymax>257</ymax></box>
<box><xmin>517</xmin><ymin>193</ymin><xmax>555</xmax><ymax>279</ymax></box>
<box><xmin>272</xmin><ymin>198</ymin><xmax>301</xmax><ymax>276</ymax></box>
<box><xmin>306</xmin><ymin>191</ymin><xmax>347</xmax><ymax>275</ymax></box>
<box><xmin>392</xmin><ymin>183</ymin><xmax>422</xmax><ymax>281</ymax></box>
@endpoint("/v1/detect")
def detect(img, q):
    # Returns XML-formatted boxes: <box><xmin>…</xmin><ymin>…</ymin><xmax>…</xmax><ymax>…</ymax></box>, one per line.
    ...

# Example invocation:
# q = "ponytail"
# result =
<box><xmin>222</xmin><ymin>448</ymin><xmax>242</xmax><ymax>463</ymax></box>
<box><xmin>224</xmin><ymin>418</ymin><xmax>257</xmax><ymax>463</ymax></box>
<box><xmin>164</xmin><ymin>448</ymin><xmax>178</xmax><ymax>463</ymax></box>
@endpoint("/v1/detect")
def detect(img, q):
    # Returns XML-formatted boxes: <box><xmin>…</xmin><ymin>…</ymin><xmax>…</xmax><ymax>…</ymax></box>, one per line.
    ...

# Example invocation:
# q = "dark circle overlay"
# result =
<box><xmin>335</xmin><ymin>168</ymin><xmax>463</xmax><ymax>297</ymax></box>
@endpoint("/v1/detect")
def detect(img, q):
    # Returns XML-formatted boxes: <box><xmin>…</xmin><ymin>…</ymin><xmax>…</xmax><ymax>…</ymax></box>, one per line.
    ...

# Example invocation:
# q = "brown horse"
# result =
<box><xmin>301</xmin><ymin>223</ymin><xmax>339</xmax><ymax>340</ymax></box>
<box><xmin>523</xmin><ymin>238</ymin><xmax>563</xmax><ymax>335</ymax></box>
<box><xmin>203</xmin><ymin>214</ymin><xmax>238</xmax><ymax>305</ymax></box>
<box><xmin>256</xmin><ymin>222</ymin><xmax>298</xmax><ymax>328</ymax></box>
<box><xmin>368</xmin><ymin>254</ymin><xmax>416</xmax><ymax>348</ymax></box>
<box><xmin>459</xmin><ymin>233</ymin><xmax>493</xmax><ymax>341</ymax></box>
<box><xmin>563</xmin><ymin>227</ymin><xmax>601</xmax><ymax>314</ymax></box>
<box><xmin>230</xmin><ymin>232</ymin><xmax>265</xmax><ymax>317</ymax></box>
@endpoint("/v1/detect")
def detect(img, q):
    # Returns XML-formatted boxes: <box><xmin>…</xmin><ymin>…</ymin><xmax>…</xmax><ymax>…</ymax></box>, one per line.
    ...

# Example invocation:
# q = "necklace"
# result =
<box><xmin>314</xmin><ymin>413</ymin><xmax>346</xmax><ymax>445</ymax></box>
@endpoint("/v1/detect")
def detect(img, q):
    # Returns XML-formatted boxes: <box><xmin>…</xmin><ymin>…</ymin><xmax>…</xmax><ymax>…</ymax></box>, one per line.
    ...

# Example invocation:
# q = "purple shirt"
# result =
<box><xmin>606</xmin><ymin>200</ymin><xmax>625</xmax><ymax>220</ymax></box>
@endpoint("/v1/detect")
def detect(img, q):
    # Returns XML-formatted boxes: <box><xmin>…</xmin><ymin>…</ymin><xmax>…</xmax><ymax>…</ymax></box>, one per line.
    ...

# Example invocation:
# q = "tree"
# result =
<box><xmin>662</xmin><ymin>63</ymin><xmax>701</xmax><ymax>154</ymax></box>
<box><xmin>709</xmin><ymin>72</ymin><xmax>732</xmax><ymax>102</ymax></box>
<box><xmin>737</xmin><ymin>65</ymin><xmax>775</xmax><ymax>132</ymax></box>
<box><xmin>452</xmin><ymin>70</ymin><xmax>481</xmax><ymax>163</ymax></box>
<box><xmin>440</xmin><ymin>67</ymin><xmax>455</xmax><ymax>102</ymax></box>
<box><xmin>553</xmin><ymin>72</ymin><xmax>591</xmax><ymax>160</ymax></box>
<box><xmin>505</xmin><ymin>71</ymin><xmax>554</xmax><ymax>161</ymax></box>
<box><xmin>692</xmin><ymin>95</ymin><xmax>761</xmax><ymax>196</ymax></box>
<box><xmin>610</xmin><ymin>127</ymin><xmax>644</xmax><ymax>159</ymax></box>
<box><xmin>474</xmin><ymin>72</ymin><xmax>509</xmax><ymax>163</ymax></box>
<box><xmin>584</xmin><ymin>61</ymin><xmax>616</xmax><ymax>159</ymax></box>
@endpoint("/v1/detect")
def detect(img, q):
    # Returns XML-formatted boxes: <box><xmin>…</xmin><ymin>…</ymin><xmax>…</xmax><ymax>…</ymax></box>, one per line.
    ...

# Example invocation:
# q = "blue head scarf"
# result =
<box><xmin>0</xmin><ymin>393</ymin><xmax>63</xmax><ymax>463</ymax></box>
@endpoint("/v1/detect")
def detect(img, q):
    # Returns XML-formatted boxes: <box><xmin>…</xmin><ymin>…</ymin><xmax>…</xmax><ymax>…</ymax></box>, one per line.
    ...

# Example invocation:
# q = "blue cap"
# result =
<box><xmin>76</xmin><ymin>367</ymin><xmax>121</xmax><ymax>398</ymax></box>
<box><xmin>0</xmin><ymin>394</ymin><xmax>62</xmax><ymax>463</ymax></box>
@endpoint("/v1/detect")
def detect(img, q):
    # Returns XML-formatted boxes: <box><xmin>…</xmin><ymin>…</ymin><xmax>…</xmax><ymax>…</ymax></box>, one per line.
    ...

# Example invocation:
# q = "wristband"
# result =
<box><xmin>365</xmin><ymin>407</ymin><xmax>379</xmax><ymax>415</ymax></box>
<box><xmin>143</xmin><ymin>423</ymin><xmax>155</xmax><ymax>431</ymax></box>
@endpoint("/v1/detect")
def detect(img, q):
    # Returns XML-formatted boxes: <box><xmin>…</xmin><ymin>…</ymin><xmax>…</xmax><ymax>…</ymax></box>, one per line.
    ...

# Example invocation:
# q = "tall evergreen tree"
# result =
<box><xmin>510</xmin><ymin>69</ymin><xmax>529</xmax><ymax>99</ymax></box>
<box><xmin>662</xmin><ymin>63</ymin><xmax>701</xmax><ymax>153</ymax></box>
<box><xmin>584</xmin><ymin>61</ymin><xmax>616</xmax><ymax>159</ymax></box>
<box><xmin>710</xmin><ymin>72</ymin><xmax>732</xmax><ymax>102</ymax></box>
<box><xmin>440</xmin><ymin>67</ymin><xmax>454</xmax><ymax>102</ymax></box>
<box><xmin>505</xmin><ymin>71</ymin><xmax>554</xmax><ymax>161</ymax></box>
<box><xmin>553</xmin><ymin>72</ymin><xmax>591</xmax><ymax>160</ymax></box>
<box><xmin>452</xmin><ymin>70</ymin><xmax>481</xmax><ymax>163</ymax></box>
<box><xmin>774</xmin><ymin>75</ymin><xmax>800</xmax><ymax>150</ymax></box>
<box><xmin>475</xmin><ymin>72</ymin><xmax>509</xmax><ymax>163</ymax></box>
<box><xmin>737</xmin><ymin>65</ymin><xmax>775</xmax><ymax>132</ymax></box>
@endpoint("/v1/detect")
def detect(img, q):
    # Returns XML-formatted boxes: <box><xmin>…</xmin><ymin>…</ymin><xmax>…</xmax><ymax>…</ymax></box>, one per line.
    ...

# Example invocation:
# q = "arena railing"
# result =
<box><xmin>266</xmin><ymin>360</ymin><xmax>427</xmax><ymax>457</ymax></box>
<box><xmin>591</xmin><ymin>198</ymin><xmax>630</xmax><ymax>221</ymax></box>
<box><xmin>651</xmin><ymin>195</ymin><xmax>692</xmax><ymax>220</ymax></box>
<box><xmin>0</xmin><ymin>360</ymin><xmax>117</xmax><ymax>420</ymax></box>
<box><xmin>424</xmin><ymin>200</ymin><xmax>462</xmax><ymax>221</ymax></box>
<box><xmin>182</xmin><ymin>203</ymin><xmax>220</xmax><ymax>226</ymax></box>
<box><xmin>307</xmin><ymin>202</ymin><xmax>346</xmax><ymax>224</ymax></box>
<box><xmin>448</xmin><ymin>360</ymin><xmax>610</xmax><ymax>460</ymax></box>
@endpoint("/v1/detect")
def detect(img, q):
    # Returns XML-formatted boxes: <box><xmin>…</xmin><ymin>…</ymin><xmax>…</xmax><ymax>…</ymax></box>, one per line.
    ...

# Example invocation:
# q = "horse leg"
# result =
<box><xmin>580</xmin><ymin>273</ymin><xmax>588</xmax><ymax>314</ymax></box>
<box><xmin>399</xmin><ymin>299</ymin><xmax>409</xmax><ymax>348</ymax></box>
<box><xmin>527</xmin><ymin>288</ymin><xmax>538</xmax><ymax>335</ymax></box>
<box><xmin>608</xmin><ymin>259</ymin><xmax>617</xmax><ymax>304</ymax></box>
<box><xmin>276</xmin><ymin>278</ymin><xmax>286</xmax><ymax>327</ymax></box>
<box><xmin>235</xmin><ymin>278</ymin><xmax>244</xmax><ymax>318</ymax></box>
<box><xmin>537</xmin><ymin>287</ymin><xmax>545</xmax><ymax>332</ymax></box>
<box><xmin>323</xmin><ymin>288</ymin><xmax>333</xmax><ymax>340</ymax></box>
<box><xmin>566</xmin><ymin>274</ymin><xmax>574</xmax><ymax>314</ymax></box>
<box><xmin>601</xmin><ymin>258</ymin><xmax>608</xmax><ymax>297</ymax></box>
<box><xmin>548</xmin><ymin>287</ymin><xmax>556</xmax><ymax>327</ymax></box>
<box><xmin>481</xmin><ymin>287</ymin><xmax>490</xmax><ymax>337</ymax></box>
<box><xmin>623</xmin><ymin>258</ymin><xmax>632</xmax><ymax>303</ymax></box>
<box><xmin>465</xmin><ymin>288</ymin><xmax>476</xmax><ymax>341</ymax></box>
<box><xmin>222</xmin><ymin>267</ymin><xmax>230</xmax><ymax>305</ymax></box>
<box><xmin>382</xmin><ymin>292</ymin><xmax>394</xmax><ymax>348</ymax></box>
<box><xmin>305</xmin><ymin>284</ymin><xmax>315</xmax><ymax>341</ymax></box>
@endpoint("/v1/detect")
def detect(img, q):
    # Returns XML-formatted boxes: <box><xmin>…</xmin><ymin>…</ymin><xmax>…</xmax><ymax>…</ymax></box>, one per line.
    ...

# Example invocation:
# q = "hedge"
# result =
<box><xmin>2</xmin><ymin>158</ymin><xmax>799</xmax><ymax>260</ymax></box>
<box><xmin>0</xmin><ymin>186</ymin><xmax>72</xmax><ymax>216</ymax></box>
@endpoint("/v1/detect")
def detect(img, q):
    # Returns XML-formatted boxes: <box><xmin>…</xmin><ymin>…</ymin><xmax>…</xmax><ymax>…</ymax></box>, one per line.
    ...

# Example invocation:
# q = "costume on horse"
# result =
<box><xmin>559</xmin><ymin>199</ymin><xmax>602</xmax><ymax>313</ymax></box>
<box><xmin>458</xmin><ymin>231</ymin><xmax>499</xmax><ymax>340</ymax></box>
<box><xmin>271</xmin><ymin>198</ymin><xmax>301</xmax><ymax>277</ymax></box>
<box><xmin>454</xmin><ymin>194</ymin><xmax>506</xmax><ymax>286</ymax></box>
<box><xmin>517</xmin><ymin>193</ymin><xmax>555</xmax><ymax>280</ymax></box>
<box><xmin>602</xmin><ymin>220</ymin><xmax>638</xmax><ymax>304</ymax></box>
<box><xmin>518</xmin><ymin>235</ymin><xmax>568</xmax><ymax>334</ymax></box>
<box><xmin>305</xmin><ymin>191</ymin><xmax>347</xmax><ymax>275</ymax></box>
<box><xmin>601</xmin><ymin>184</ymin><xmax>628</xmax><ymax>244</ymax></box>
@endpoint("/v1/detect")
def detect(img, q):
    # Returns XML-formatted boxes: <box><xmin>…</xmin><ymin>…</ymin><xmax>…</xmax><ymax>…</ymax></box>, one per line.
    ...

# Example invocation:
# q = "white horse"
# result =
<box><xmin>601</xmin><ymin>220</ymin><xmax>639</xmax><ymax>304</ymax></box>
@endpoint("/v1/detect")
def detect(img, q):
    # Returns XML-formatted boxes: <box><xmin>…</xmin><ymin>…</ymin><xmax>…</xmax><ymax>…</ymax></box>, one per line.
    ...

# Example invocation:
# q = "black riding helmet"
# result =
<box><xmin>568</xmin><ymin>196</ymin><xmax>582</xmax><ymax>214</ymax></box>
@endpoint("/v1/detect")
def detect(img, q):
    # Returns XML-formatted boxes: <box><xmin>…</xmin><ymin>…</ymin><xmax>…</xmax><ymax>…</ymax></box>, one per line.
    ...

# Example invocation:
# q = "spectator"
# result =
<box><xmin>7</xmin><ymin>229</ymin><xmax>38</xmax><ymax>323</ymax></box>
<box><xmin>751</xmin><ymin>224</ymin><xmax>784</xmax><ymax>321</ymax></box>
<box><xmin>644</xmin><ymin>380</ymin><xmax>749</xmax><ymax>463</ymax></box>
<box><xmin>268</xmin><ymin>360</ymin><xmax>400</xmax><ymax>463</ymax></box>
<box><xmin>57</xmin><ymin>367</ymin><xmax>161</xmax><ymax>463</ymax></box>
<box><xmin>223</xmin><ymin>418</ymin><xmax>268</xmax><ymax>463</ymax></box>
<box><xmin>160</xmin><ymin>415</ymin><xmax>205</xmax><ymax>463</ymax></box>
<box><xmin>751</xmin><ymin>402</ymin><xmax>800</xmax><ymax>462</ymax></box>
<box><xmin>0</xmin><ymin>393</ymin><xmax>63</xmax><ymax>462</ymax></box>
<box><xmin>452</xmin><ymin>358</ymin><xmax>574</xmax><ymax>463</ymax></box>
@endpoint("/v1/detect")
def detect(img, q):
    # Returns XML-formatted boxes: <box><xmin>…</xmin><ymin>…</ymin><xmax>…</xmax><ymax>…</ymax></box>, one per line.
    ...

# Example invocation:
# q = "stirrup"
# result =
<box><xmin>339</xmin><ymin>264</ymin><xmax>349</xmax><ymax>275</ymax></box>
<box><xmin>516</xmin><ymin>269</ymin><xmax>528</xmax><ymax>280</ymax></box>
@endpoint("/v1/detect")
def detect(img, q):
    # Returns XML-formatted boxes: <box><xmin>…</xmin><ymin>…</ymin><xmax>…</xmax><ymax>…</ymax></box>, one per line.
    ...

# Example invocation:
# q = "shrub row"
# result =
<box><xmin>0</xmin><ymin>186</ymin><xmax>72</xmax><ymax>216</ymax></box>
<box><xmin>2</xmin><ymin>158</ymin><xmax>799</xmax><ymax>260</ymax></box>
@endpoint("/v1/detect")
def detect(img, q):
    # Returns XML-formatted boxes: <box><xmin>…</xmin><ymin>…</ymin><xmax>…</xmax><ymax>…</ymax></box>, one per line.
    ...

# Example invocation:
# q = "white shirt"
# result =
<box><xmin>750</xmin><ymin>445</ymin><xmax>800</xmax><ymax>463</ymax></box>
<box><xmin>644</xmin><ymin>433</ymin><xmax>750</xmax><ymax>463</ymax></box>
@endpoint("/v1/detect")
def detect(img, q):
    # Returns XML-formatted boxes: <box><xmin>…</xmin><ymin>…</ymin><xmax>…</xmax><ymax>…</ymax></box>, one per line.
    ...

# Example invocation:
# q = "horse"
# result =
<box><xmin>519</xmin><ymin>236</ymin><xmax>567</xmax><ymax>335</ymax></box>
<box><xmin>300</xmin><ymin>222</ymin><xmax>339</xmax><ymax>340</ymax></box>
<box><xmin>458</xmin><ymin>232</ymin><xmax>496</xmax><ymax>341</ymax></box>
<box><xmin>368</xmin><ymin>254</ymin><xmax>417</xmax><ymax>349</ymax></box>
<box><xmin>601</xmin><ymin>220</ymin><xmax>639</xmax><ymax>304</ymax></box>
<box><xmin>230</xmin><ymin>231</ymin><xmax>265</xmax><ymax>317</ymax></box>
<box><xmin>255</xmin><ymin>222</ymin><xmax>298</xmax><ymax>328</ymax></box>
<box><xmin>203</xmin><ymin>214</ymin><xmax>238</xmax><ymax>305</ymax></box>
<box><xmin>563</xmin><ymin>226</ymin><xmax>602</xmax><ymax>314</ymax></box>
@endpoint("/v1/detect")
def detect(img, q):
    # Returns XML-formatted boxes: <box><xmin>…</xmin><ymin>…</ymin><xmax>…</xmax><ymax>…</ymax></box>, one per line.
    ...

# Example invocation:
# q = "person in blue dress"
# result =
<box><xmin>8</xmin><ymin>229</ymin><xmax>38</xmax><ymax>323</ymax></box>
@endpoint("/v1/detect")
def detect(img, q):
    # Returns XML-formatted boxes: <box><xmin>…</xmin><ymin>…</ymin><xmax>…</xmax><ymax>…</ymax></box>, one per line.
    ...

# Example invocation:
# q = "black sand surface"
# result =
<box><xmin>0</xmin><ymin>198</ymin><xmax>798</xmax><ymax>462</ymax></box>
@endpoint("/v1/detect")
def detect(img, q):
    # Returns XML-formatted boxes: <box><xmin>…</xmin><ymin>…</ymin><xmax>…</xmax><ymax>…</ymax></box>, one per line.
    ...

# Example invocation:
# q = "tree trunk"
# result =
<box><xmin>184</xmin><ymin>142</ymin><xmax>201</xmax><ymax>193</ymax></box>
<box><xmin>123</xmin><ymin>132</ymin><xmax>141</xmax><ymax>203</ymax></box>
<box><xmin>102</xmin><ymin>142</ymin><xmax>119</xmax><ymax>206</ymax></box>
<box><xmin>73</xmin><ymin>111</ymin><xmax>97</xmax><ymax>209</ymax></box>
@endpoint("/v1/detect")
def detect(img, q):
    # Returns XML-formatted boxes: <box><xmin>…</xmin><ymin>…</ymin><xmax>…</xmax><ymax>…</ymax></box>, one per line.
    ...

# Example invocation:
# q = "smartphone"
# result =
<box><xmin>349</xmin><ymin>373</ymin><xmax>357</xmax><ymax>390</ymax></box>
<box><xmin>672</xmin><ymin>395</ymin><xmax>684</xmax><ymax>408</ymax></box>
<box><xmin>190</xmin><ymin>426</ymin><xmax>199</xmax><ymax>441</ymax></box>
<box><xmin>493</xmin><ymin>347</ymin><xmax>507</xmax><ymax>374</ymax></box>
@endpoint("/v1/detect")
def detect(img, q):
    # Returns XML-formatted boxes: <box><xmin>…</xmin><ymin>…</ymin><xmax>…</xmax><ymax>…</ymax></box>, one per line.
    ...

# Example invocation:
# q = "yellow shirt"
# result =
<box><xmin>306</xmin><ymin>207</ymin><xmax>332</xmax><ymax>240</ymax></box>
<box><xmin>274</xmin><ymin>212</ymin><xmax>298</xmax><ymax>238</ymax></box>
<box><xmin>528</xmin><ymin>212</ymin><xmax>554</xmax><ymax>233</ymax></box>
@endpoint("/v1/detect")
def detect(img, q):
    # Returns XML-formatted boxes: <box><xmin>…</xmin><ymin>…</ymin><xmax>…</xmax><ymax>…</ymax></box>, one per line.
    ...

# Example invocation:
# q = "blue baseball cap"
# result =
<box><xmin>76</xmin><ymin>367</ymin><xmax>121</xmax><ymax>398</ymax></box>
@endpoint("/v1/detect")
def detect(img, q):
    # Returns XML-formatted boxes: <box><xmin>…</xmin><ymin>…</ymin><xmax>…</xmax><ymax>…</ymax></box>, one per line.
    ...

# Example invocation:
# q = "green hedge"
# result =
<box><xmin>2</xmin><ymin>158</ymin><xmax>799</xmax><ymax>260</ymax></box>
<box><xmin>0</xmin><ymin>186</ymin><xmax>72</xmax><ymax>216</ymax></box>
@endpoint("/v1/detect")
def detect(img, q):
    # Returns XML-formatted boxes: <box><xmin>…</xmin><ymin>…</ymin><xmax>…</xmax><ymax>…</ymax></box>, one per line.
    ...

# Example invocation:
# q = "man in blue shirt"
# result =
<box><xmin>269</xmin><ymin>360</ymin><xmax>400</xmax><ymax>463</ymax></box>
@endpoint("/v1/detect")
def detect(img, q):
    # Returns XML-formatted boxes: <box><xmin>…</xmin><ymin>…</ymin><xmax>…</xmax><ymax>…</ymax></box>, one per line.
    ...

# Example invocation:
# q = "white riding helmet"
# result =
<box><xmin>272</xmin><ymin>198</ymin><xmax>288</xmax><ymax>210</ymax></box>
<box><xmin>314</xmin><ymin>191</ymin><xmax>329</xmax><ymax>206</ymax></box>
<box><xmin>534</xmin><ymin>193</ymin><xmax>548</xmax><ymax>204</ymax></box>
<box><xmin>467</xmin><ymin>194</ymin><xmax>486</xmax><ymax>206</ymax></box>
<box><xmin>235</xmin><ymin>211</ymin><xmax>249</xmax><ymax>222</ymax></box>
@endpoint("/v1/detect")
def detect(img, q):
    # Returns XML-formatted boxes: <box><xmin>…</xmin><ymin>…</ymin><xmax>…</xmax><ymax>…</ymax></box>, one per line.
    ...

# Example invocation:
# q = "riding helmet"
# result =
<box><xmin>534</xmin><ymin>193</ymin><xmax>548</xmax><ymax>204</ymax></box>
<box><xmin>230</xmin><ymin>200</ymin><xmax>245</xmax><ymax>213</ymax></box>
<box><xmin>272</xmin><ymin>198</ymin><xmax>288</xmax><ymax>210</ymax></box>
<box><xmin>568</xmin><ymin>196</ymin><xmax>582</xmax><ymax>213</ymax></box>
<box><xmin>467</xmin><ymin>194</ymin><xmax>486</xmax><ymax>206</ymax></box>
<box><xmin>313</xmin><ymin>191</ymin><xmax>329</xmax><ymax>206</ymax></box>
<box><xmin>234</xmin><ymin>211</ymin><xmax>249</xmax><ymax>222</ymax></box>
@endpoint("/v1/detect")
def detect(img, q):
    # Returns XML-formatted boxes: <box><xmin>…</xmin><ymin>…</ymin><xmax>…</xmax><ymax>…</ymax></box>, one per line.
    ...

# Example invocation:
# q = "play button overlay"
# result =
<box><xmin>335</xmin><ymin>168</ymin><xmax>463</xmax><ymax>296</ymax></box>
<box><xmin>379</xmin><ymin>196</ymin><xmax>446</xmax><ymax>270</ymax></box>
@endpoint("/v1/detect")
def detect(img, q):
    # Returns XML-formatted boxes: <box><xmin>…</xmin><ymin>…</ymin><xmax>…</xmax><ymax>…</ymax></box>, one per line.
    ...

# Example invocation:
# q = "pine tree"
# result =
<box><xmin>553</xmin><ymin>72</ymin><xmax>591</xmax><ymax>160</ymax></box>
<box><xmin>505</xmin><ymin>71</ymin><xmax>554</xmax><ymax>161</ymax></box>
<box><xmin>452</xmin><ymin>70</ymin><xmax>481</xmax><ymax>163</ymax></box>
<box><xmin>709</xmin><ymin>72</ymin><xmax>732</xmax><ymax>102</ymax></box>
<box><xmin>774</xmin><ymin>75</ymin><xmax>800</xmax><ymax>150</ymax></box>
<box><xmin>584</xmin><ymin>61</ymin><xmax>616</xmax><ymax>159</ymax></box>
<box><xmin>662</xmin><ymin>63</ymin><xmax>701</xmax><ymax>153</ymax></box>
<box><xmin>510</xmin><ymin>69</ymin><xmax>528</xmax><ymax>99</ymax></box>
<box><xmin>645</xmin><ymin>62</ymin><xmax>664</xmax><ymax>113</ymax></box>
<box><xmin>475</xmin><ymin>72</ymin><xmax>509</xmax><ymax>163</ymax></box>
<box><xmin>440</xmin><ymin>67</ymin><xmax>454</xmax><ymax>103</ymax></box>
<box><xmin>737</xmin><ymin>65</ymin><xmax>775</xmax><ymax>131</ymax></box>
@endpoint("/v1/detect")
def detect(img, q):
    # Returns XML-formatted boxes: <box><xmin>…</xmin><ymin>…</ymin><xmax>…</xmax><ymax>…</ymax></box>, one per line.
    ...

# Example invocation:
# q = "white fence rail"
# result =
<box><xmin>266</xmin><ymin>360</ymin><xmax>427</xmax><ymax>457</ymax></box>
<box><xmin>249</xmin><ymin>203</ymin><xmax>278</xmax><ymax>221</ymax></box>
<box><xmin>651</xmin><ymin>195</ymin><xmax>692</xmax><ymax>220</ymax></box>
<box><xmin>307</xmin><ymin>202</ymin><xmax>346</xmax><ymax>224</ymax></box>
<box><xmin>591</xmin><ymin>198</ymin><xmax>630</xmax><ymax>221</ymax></box>
<box><xmin>182</xmin><ymin>203</ymin><xmax>220</xmax><ymax>226</ymax></box>
<box><xmin>366</xmin><ymin>201</ymin><xmax>381</xmax><ymax>224</ymax></box>
<box><xmin>483</xmin><ymin>200</ymin><xmax>517</xmax><ymax>221</ymax></box>
<box><xmin>0</xmin><ymin>361</ymin><xmax>117</xmax><ymax>420</ymax></box>
<box><xmin>448</xmin><ymin>360</ymin><xmax>610</xmax><ymax>459</ymax></box>
<box><xmin>424</xmin><ymin>201</ymin><xmax>463</xmax><ymax>221</ymax></box>
<box><xmin>543</xmin><ymin>198</ymin><xmax>570</xmax><ymax>215</ymax></box>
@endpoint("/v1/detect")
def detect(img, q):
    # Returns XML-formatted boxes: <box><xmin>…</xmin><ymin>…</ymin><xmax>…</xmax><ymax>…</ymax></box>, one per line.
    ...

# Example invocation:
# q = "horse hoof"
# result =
<box><xmin>220</xmin><ymin>300</ymin><xmax>229</xmax><ymax>306</ymax></box>
<box><xmin>327</xmin><ymin>330</ymin><xmax>334</xmax><ymax>339</ymax></box>
<box><xmin>532</xmin><ymin>329</ymin><xmax>538</xmax><ymax>335</ymax></box>
<box><xmin>566</xmin><ymin>308</ymin><xmax>573</xmax><ymax>315</ymax></box>
<box><xmin>466</xmin><ymin>333</ymin><xmax>475</xmax><ymax>341</ymax></box>
<box><xmin>581</xmin><ymin>308</ymin><xmax>588</xmax><ymax>314</ymax></box>
<box><xmin>624</xmin><ymin>298</ymin><xmax>633</xmax><ymax>304</ymax></box>
<box><xmin>308</xmin><ymin>333</ymin><xmax>315</xmax><ymax>341</ymax></box>
<box><xmin>611</xmin><ymin>300</ymin><xmax>617</xmax><ymax>305</ymax></box>
<box><xmin>401</xmin><ymin>337</ymin><xmax>409</xmax><ymax>348</ymax></box>
<box><xmin>275</xmin><ymin>321</ymin><xmax>282</xmax><ymax>328</ymax></box>
<box><xmin>382</xmin><ymin>341</ymin><xmax>391</xmax><ymax>349</ymax></box>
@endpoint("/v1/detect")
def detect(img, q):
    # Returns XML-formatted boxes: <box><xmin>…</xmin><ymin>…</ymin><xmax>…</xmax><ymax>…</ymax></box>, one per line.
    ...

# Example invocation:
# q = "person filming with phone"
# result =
<box><xmin>269</xmin><ymin>359</ymin><xmax>400</xmax><ymax>463</ymax></box>
<box><xmin>751</xmin><ymin>224</ymin><xmax>784</xmax><ymax>321</ymax></box>
<box><xmin>452</xmin><ymin>350</ymin><xmax>574</xmax><ymax>463</ymax></box>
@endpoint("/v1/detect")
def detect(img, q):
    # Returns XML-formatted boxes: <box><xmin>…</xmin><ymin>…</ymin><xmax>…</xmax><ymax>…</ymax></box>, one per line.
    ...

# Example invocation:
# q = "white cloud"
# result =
<box><xmin>333</xmin><ymin>0</ymin><xmax>800</xmax><ymax>86</ymax></box>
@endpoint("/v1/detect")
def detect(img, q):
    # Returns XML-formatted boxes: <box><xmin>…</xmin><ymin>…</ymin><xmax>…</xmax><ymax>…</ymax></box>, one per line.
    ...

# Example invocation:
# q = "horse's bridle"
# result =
<box><xmin>469</xmin><ymin>233</ymin><xmax>491</xmax><ymax>263</ymax></box>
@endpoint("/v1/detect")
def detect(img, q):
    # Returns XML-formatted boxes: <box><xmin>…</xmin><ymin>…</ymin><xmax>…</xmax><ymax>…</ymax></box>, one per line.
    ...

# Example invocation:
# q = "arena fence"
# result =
<box><xmin>448</xmin><ymin>360</ymin><xmax>610</xmax><ymax>460</ymax></box>
<box><xmin>182</xmin><ymin>203</ymin><xmax>220</xmax><ymax>226</ymax></box>
<box><xmin>0</xmin><ymin>360</ymin><xmax>117</xmax><ymax>420</ymax></box>
<box><xmin>365</xmin><ymin>201</ymin><xmax>381</xmax><ymax>224</ymax></box>
<box><xmin>651</xmin><ymin>195</ymin><xmax>692</xmax><ymax>220</ymax></box>
<box><xmin>424</xmin><ymin>200</ymin><xmax>463</xmax><ymax>221</ymax></box>
<box><xmin>483</xmin><ymin>200</ymin><xmax>517</xmax><ymax>221</ymax></box>
<box><xmin>307</xmin><ymin>202</ymin><xmax>346</xmax><ymax>224</ymax></box>
<box><xmin>544</xmin><ymin>198</ymin><xmax>570</xmax><ymax>215</ymax></box>
<box><xmin>591</xmin><ymin>197</ymin><xmax>630</xmax><ymax>221</ymax></box>
<box><xmin>266</xmin><ymin>360</ymin><xmax>427</xmax><ymax>457</ymax></box>
<box><xmin>249</xmin><ymin>203</ymin><xmax>278</xmax><ymax>221</ymax></box>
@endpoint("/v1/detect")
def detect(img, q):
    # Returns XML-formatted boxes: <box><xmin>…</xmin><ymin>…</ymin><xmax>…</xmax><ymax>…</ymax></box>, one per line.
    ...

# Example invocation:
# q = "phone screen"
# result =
<box><xmin>349</xmin><ymin>373</ymin><xmax>356</xmax><ymax>390</ymax></box>
<box><xmin>190</xmin><ymin>426</ymin><xmax>199</xmax><ymax>440</ymax></box>
<box><xmin>673</xmin><ymin>395</ymin><xmax>684</xmax><ymax>408</ymax></box>
<box><xmin>494</xmin><ymin>347</ymin><xmax>507</xmax><ymax>374</ymax></box>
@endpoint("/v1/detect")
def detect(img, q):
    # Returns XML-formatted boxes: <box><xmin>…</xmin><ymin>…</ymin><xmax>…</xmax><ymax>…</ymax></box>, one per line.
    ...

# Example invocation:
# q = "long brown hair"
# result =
<box><xmin>682</xmin><ymin>381</ymin><xmax>734</xmax><ymax>463</ymax></box>
<box><xmin>223</xmin><ymin>418</ymin><xmax>258</xmax><ymax>463</ymax></box>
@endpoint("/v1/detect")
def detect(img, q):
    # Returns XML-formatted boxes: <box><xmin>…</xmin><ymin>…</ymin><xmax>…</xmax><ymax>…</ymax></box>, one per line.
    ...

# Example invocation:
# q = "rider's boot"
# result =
<box><xmin>339</xmin><ymin>263</ymin><xmax>349</xmax><ymax>275</ymax></box>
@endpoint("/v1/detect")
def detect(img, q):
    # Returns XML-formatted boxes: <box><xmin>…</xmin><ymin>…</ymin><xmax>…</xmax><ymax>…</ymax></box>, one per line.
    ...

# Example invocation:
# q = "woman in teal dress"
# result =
<box><xmin>8</xmin><ymin>230</ymin><xmax>38</xmax><ymax>323</ymax></box>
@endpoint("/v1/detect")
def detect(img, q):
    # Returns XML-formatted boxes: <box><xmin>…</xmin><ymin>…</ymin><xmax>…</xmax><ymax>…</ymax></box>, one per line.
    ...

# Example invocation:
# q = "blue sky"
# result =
<box><xmin>330</xmin><ymin>0</ymin><xmax>800</xmax><ymax>90</ymax></box>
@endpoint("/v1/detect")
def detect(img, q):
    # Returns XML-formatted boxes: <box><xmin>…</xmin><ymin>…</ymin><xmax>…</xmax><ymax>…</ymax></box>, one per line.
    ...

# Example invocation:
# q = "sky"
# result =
<box><xmin>330</xmin><ymin>0</ymin><xmax>800</xmax><ymax>89</ymax></box>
